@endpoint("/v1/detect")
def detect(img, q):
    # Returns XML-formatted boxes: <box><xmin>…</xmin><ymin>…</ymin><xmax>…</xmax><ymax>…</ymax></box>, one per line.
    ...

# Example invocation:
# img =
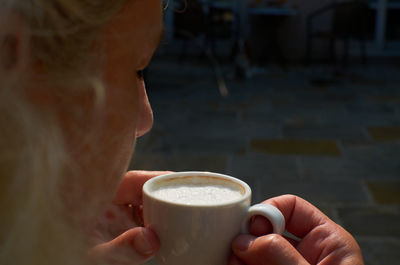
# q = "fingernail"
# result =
<box><xmin>134</xmin><ymin>229</ymin><xmax>154</xmax><ymax>256</ymax></box>
<box><xmin>233</xmin><ymin>235</ymin><xmax>256</xmax><ymax>252</ymax></box>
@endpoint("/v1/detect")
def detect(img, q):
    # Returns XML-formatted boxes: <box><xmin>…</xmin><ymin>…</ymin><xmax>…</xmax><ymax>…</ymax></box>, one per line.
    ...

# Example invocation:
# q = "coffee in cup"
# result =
<box><xmin>151</xmin><ymin>178</ymin><xmax>243</xmax><ymax>205</ymax></box>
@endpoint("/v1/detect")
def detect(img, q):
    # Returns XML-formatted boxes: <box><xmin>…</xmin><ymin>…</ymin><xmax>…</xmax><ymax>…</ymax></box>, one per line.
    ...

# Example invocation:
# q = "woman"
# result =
<box><xmin>1</xmin><ymin>0</ymin><xmax>163</xmax><ymax>264</ymax></box>
<box><xmin>0</xmin><ymin>0</ymin><xmax>363</xmax><ymax>264</ymax></box>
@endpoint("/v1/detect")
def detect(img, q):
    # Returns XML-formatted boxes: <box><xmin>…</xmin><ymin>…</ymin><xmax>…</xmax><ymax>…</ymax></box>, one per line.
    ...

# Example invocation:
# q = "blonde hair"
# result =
<box><xmin>0</xmin><ymin>1</ymin><xmax>128</xmax><ymax>264</ymax></box>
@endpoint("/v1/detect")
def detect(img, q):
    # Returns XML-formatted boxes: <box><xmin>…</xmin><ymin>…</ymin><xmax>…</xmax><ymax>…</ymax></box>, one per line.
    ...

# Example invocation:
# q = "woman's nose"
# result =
<box><xmin>136</xmin><ymin>79</ymin><xmax>153</xmax><ymax>138</ymax></box>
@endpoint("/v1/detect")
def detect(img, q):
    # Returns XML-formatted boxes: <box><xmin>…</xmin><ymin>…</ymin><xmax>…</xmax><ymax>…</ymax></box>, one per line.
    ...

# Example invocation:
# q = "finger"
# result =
<box><xmin>89</xmin><ymin>227</ymin><xmax>159</xmax><ymax>265</ymax></box>
<box><xmin>259</xmin><ymin>195</ymin><xmax>364</xmax><ymax>265</ymax></box>
<box><xmin>249</xmin><ymin>216</ymin><xmax>300</xmax><ymax>247</ymax></box>
<box><xmin>249</xmin><ymin>215</ymin><xmax>273</xmax><ymax>236</ymax></box>
<box><xmin>131</xmin><ymin>205</ymin><xmax>144</xmax><ymax>227</ymax></box>
<box><xmin>232</xmin><ymin>234</ymin><xmax>309</xmax><ymax>265</ymax></box>
<box><xmin>114</xmin><ymin>170</ymin><xmax>172</xmax><ymax>205</ymax></box>
<box><xmin>260</xmin><ymin>195</ymin><xmax>330</xmax><ymax>239</ymax></box>
<box><xmin>256</xmin><ymin>195</ymin><xmax>363</xmax><ymax>265</ymax></box>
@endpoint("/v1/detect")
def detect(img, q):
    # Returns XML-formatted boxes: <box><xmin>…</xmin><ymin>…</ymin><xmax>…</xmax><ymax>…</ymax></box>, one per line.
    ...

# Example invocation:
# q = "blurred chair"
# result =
<box><xmin>173</xmin><ymin>0</ymin><xmax>235</xmax><ymax>61</ymax></box>
<box><xmin>206</xmin><ymin>4</ymin><xmax>235</xmax><ymax>60</ymax></box>
<box><xmin>305</xmin><ymin>0</ymin><xmax>372</xmax><ymax>66</ymax></box>
<box><xmin>248</xmin><ymin>13</ymin><xmax>289</xmax><ymax>68</ymax></box>
<box><xmin>173</xmin><ymin>0</ymin><xmax>207</xmax><ymax>60</ymax></box>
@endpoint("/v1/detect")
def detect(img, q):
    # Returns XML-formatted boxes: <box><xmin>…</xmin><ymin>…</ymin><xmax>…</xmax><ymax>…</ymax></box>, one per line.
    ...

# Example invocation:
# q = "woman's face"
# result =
<box><xmin>97</xmin><ymin>0</ymin><xmax>163</xmax><ymax>173</ymax></box>
<box><xmin>49</xmin><ymin>0</ymin><xmax>164</xmax><ymax>199</ymax></box>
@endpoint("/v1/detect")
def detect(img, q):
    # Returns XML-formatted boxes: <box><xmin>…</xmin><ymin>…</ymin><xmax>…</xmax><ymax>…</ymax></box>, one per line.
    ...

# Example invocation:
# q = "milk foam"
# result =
<box><xmin>152</xmin><ymin>184</ymin><xmax>243</xmax><ymax>205</ymax></box>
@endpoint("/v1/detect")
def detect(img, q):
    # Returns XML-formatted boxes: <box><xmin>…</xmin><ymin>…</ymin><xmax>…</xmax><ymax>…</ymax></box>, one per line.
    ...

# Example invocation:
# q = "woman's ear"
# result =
<box><xmin>0</xmin><ymin>12</ymin><xmax>30</xmax><ymax>73</ymax></box>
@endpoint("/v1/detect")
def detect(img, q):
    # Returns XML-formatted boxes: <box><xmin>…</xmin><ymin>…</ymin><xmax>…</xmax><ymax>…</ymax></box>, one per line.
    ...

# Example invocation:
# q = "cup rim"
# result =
<box><xmin>143</xmin><ymin>171</ymin><xmax>252</xmax><ymax>207</ymax></box>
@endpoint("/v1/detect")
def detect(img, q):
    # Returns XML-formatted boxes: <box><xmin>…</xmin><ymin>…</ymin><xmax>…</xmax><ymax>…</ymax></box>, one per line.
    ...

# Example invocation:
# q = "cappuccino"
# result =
<box><xmin>152</xmin><ymin>184</ymin><xmax>243</xmax><ymax>205</ymax></box>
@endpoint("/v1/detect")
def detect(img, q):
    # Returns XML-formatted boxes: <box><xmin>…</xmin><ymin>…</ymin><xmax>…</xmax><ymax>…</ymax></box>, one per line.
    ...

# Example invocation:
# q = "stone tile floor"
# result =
<box><xmin>131</xmin><ymin>57</ymin><xmax>400</xmax><ymax>265</ymax></box>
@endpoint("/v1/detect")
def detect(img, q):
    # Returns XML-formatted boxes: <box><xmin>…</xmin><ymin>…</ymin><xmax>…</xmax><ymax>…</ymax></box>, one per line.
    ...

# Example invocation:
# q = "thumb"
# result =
<box><xmin>232</xmin><ymin>234</ymin><xmax>309</xmax><ymax>265</ymax></box>
<box><xmin>89</xmin><ymin>227</ymin><xmax>159</xmax><ymax>265</ymax></box>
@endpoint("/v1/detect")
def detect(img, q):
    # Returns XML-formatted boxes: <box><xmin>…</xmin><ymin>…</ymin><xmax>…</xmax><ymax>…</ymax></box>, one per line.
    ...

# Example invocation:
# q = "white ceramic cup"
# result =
<box><xmin>143</xmin><ymin>171</ymin><xmax>285</xmax><ymax>265</ymax></box>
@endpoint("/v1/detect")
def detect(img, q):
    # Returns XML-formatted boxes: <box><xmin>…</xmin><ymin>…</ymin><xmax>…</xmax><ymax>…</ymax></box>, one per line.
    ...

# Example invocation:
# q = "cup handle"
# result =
<box><xmin>241</xmin><ymin>204</ymin><xmax>285</xmax><ymax>235</ymax></box>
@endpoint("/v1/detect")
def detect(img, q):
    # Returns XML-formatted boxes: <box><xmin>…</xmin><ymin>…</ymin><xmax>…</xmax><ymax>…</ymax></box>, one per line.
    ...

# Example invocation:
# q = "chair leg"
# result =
<box><xmin>272</xmin><ymin>36</ymin><xmax>287</xmax><ymax>69</ymax></box>
<box><xmin>342</xmin><ymin>38</ymin><xmax>349</xmax><ymax>67</ymax></box>
<box><xmin>360</xmin><ymin>39</ymin><xmax>367</xmax><ymax>65</ymax></box>
<box><xmin>305</xmin><ymin>36</ymin><xmax>312</xmax><ymax>65</ymax></box>
<box><xmin>179</xmin><ymin>39</ymin><xmax>188</xmax><ymax>62</ymax></box>
<box><xmin>329</xmin><ymin>38</ymin><xmax>337</xmax><ymax>65</ymax></box>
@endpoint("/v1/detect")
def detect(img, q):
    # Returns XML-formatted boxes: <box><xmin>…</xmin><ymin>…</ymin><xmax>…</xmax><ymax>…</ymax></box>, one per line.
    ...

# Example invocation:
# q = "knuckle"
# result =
<box><xmin>255</xmin><ymin>234</ymin><xmax>283</xmax><ymax>254</ymax></box>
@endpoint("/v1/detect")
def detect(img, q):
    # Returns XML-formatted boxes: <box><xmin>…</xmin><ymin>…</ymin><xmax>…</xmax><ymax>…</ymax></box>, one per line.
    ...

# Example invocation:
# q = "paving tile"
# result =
<box><xmin>298</xmin><ymin>156</ymin><xmax>356</xmax><ymax>180</ymax></box>
<box><xmin>322</xmin><ymin>92</ymin><xmax>357</xmax><ymax>102</ymax></box>
<box><xmin>240</xmin><ymin>121</ymin><xmax>282</xmax><ymax>138</ymax></box>
<box><xmin>342</xmin><ymin>143</ymin><xmax>400</xmax><ymax>178</ymax></box>
<box><xmin>367</xmin><ymin>95</ymin><xmax>400</xmax><ymax>104</ymax></box>
<box><xmin>136</xmin><ymin>130</ymin><xmax>246</xmax><ymax>155</ymax></box>
<box><xmin>346</xmin><ymin>101</ymin><xmax>395</xmax><ymax>114</ymax></box>
<box><xmin>220</xmin><ymin>100</ymin><xmax>250</xmax><ymax>113</ymax></box>
<box><xmin>283</xmin><ymin>124</ymin><xmax>368</xmax><ymax>141</ymax></box>
<box><xmin>343</xmin><ymin>142</ymin><xmax>400</xmax><ymax>158</ymax></box>
<box><xmin>168</xmin><ymin>137</ymin><xmax>246</xmax><ymax>154</ymax></box>
<box><xmin>269</xmin><ymin>96</ymin><xmax>297</xmax><ymax>106</ymax></box>
<box><xmin>245</xmin><ymin>98</ymin><xmax>274</xmax><ymax>114</ymax></box>
<box><xmin>134</xmin><ymin>130</ymin><xmax>167</xmax><ymax>153</ymax></box>
<box><xmin>298</xmin><ymin>144</ymin><xmax>400</xmax><ymax>180</ymax></box>
<box><xmin>300</xmin><ymin>142</ymin><xmax>400</xmax><ymax>177</ymax></box>
<box><xmin>251</xmin><ymin>179</ymin><xmax>369</xmax><ymax>206</ymax></box>
<box><xmin>130</xmin><ymin>153</ymin><xmax>227</xmax><ymax>173</ymax></box>
<box><xmin>153</xmin><ymin>117</ymin><xmax>245</xmax><ymax>143</ymax></box>
<box><xmin>188</xmin><ymin>109</ymin><xmax>238</xmax><ymax>122</ymax></box>
<box><xmin>357</xmin><ymin>238</ymin><xmax>400</xmax><ymax>265</ymax></box>
<box><xmin>349</xmin><ymin>77</ymin><xmax>387</xmax><ymax>87</ymax></box>
<box><xmin>272</xmin><ymin>101</ymin><xmax>344</xmax><ymax>117</ymax></box>
<box><xmin>368</xmin><ymin>126</ymin><xmax>400</xmax><ymax>141</ymax></box>
<box><xmin>150</xmin><ymin>105</ymin><xmax>191</xmax><ymax>127</ymax></box>
<box><xmin>338</xmin><ymin>206</ymin><xmax>400</xmax><ymax>237</ymax></box>
<box><xmin>241</xmin><ymin>110</ymin><xmax>287</xmax><ymax>124</ymax></box>
<box><xmin>313</xmin><ymin>204</ymin><xmax>339</xmax><ymax>223</ymax></box>
<box><xmin>227</xmin><ymin>154</ymin><xmax>368</xmax><ymax>204</ymax></box>
<box><xmin>227</xmin><ymin>153</ymin><xmax>300</xmax><ymax>181</ymax></box>
<box><xmin>367</xmin><ymin>180</ymin><xmax>400</xmax><ymax>204</ymax></box>
<box><xmin>151</xmin><ymin>100</ymin><xmax>221</xmax><ymax>115</ymax></box>
<box><xmin>176</xmin><ymin>122</ymin><xmax>243</xmax><ymax>139</ymax></box>
<box><xmin>250</xmin><ymin>139</ymin><xmax>341</xmax><ymax>156</ymax></box>
<box><xmin>320</xmin><ymin>110</ymin><xmax>400</xmax><ymax>127</ymax></box>
<box><xmin>282</xmin><ymin>113</ymin><xmax>324</xmax><ymax>127</ymax></box>
<box><xmin>309</xmin><ymin>78</ymin><xmax>339</xmax><ymax>89</ymax></box>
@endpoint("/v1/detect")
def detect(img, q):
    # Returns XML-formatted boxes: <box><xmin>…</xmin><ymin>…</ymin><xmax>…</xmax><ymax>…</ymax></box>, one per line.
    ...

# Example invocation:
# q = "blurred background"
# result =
<box><xmin>129</xmin><ymin>0</ymin><xmax>400</xmax><ymax>264</ymax></box>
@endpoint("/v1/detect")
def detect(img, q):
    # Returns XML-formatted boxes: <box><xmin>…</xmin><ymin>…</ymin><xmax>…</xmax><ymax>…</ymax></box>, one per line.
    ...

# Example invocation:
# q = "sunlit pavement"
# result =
<box><xmin>132</xmin><ymin>57</ymin><xmax>400</xmax><ymax>265</ymax></box>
